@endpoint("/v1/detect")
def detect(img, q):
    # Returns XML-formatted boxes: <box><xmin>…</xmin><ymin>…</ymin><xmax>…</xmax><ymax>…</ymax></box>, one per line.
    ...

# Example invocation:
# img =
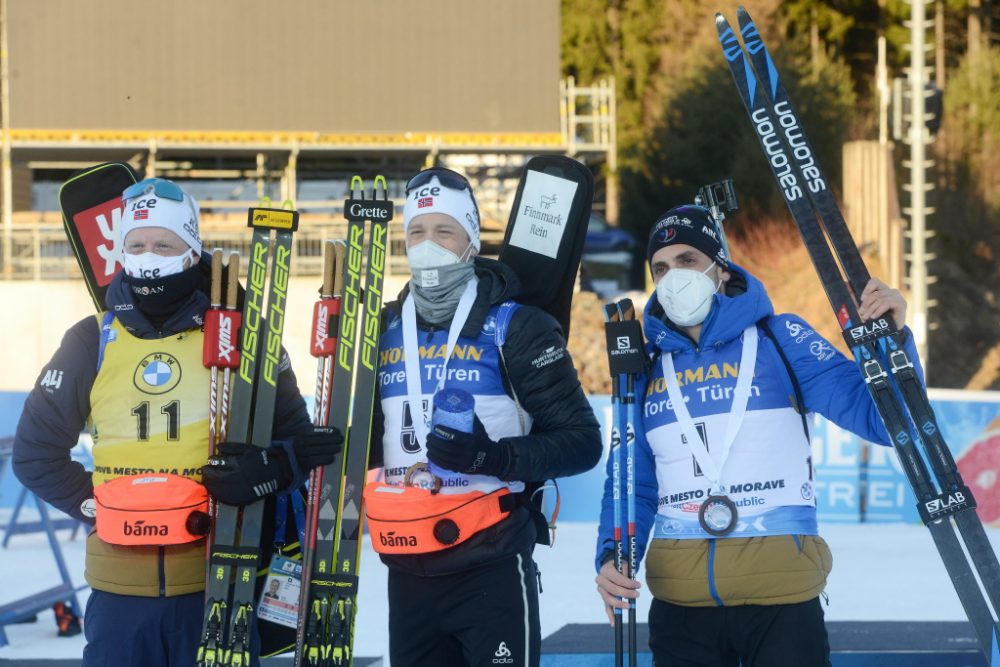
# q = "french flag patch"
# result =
<box><xmin>418</xmin><ymin>197</ymin><xmax>433</xmax><ymax>208</ymax></box>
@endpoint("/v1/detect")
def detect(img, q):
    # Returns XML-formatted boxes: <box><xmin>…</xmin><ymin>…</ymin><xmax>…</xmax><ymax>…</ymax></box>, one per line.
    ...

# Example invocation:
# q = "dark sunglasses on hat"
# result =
<box><xmin>123</xmin><ymin>178</ymin><xmax>185</xmax><ymax>202</ymax></box>
<box><xmin>404</xmin><ymin>167</ymin><xmax>472</xmax><ymax>196</ymax></box>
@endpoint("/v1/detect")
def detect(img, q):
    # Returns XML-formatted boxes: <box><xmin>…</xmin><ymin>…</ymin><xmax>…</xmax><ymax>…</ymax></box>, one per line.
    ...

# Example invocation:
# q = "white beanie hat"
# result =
<box><xmin>402</xmin><ymin>175</ymin><xmax>481</xmax><ymax>251</ymax></box>
<box><xmin>119</xmin><ymin>179</ymin><xmax>202</xmax><ymax>254</ymax></box>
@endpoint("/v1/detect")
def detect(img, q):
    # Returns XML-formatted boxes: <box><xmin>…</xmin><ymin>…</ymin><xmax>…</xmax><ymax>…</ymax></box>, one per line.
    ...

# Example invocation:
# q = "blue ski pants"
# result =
<box><xmin>82</xmin><ymin>589</ymin><xmax>261</xmax><ymax>667</ymax></box>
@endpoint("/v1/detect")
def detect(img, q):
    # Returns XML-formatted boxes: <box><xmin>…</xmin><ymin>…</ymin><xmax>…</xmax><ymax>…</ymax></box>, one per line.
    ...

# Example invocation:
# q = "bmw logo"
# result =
<box><xmin>134</xmin><ymin>353</ymin><xmax>182</xmax><ymax>395</ymax></box>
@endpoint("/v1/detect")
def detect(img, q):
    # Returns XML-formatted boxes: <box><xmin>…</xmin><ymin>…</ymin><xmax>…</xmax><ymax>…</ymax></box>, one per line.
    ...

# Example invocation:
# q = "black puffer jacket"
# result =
<box><xmin>370</xmin><ymin>257</ymin><xmax>602</xmax><ymax>575</ymax></box>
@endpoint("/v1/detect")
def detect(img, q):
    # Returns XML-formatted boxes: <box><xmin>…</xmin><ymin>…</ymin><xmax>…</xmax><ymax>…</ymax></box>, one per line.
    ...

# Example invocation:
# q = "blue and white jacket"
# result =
<box><xmin>595</xmin><ymin>264</ymin><xmax>923</xmax><ymax>569</ymax></box>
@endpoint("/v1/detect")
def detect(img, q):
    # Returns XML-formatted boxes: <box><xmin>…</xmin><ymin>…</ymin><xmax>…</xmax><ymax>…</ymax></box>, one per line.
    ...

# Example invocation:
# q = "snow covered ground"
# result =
<box><xmin>1</xmin><ymin>519</ymin><xmax>998</xmax><ymax>663</ymax></box>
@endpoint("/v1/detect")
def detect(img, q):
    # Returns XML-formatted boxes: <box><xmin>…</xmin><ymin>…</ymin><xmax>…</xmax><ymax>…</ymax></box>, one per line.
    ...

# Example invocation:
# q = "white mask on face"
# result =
<box><xmin>406</xmin><ymin>239</ymin><xmax>473</xmax><ymax>271</ymax></box>
<box><xmin>122</xmin><ymin>249</ymin><xmax>196</xmax><ymax>280</ymax></box>
<box><xmin>655</xmin><ymin>262</ymin><xmax>723</xmax><ymax>327</ymax></box>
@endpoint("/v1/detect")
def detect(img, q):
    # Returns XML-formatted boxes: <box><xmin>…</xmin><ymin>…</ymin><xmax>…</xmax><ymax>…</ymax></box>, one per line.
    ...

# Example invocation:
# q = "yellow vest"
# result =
<box><xmin>86</xmin><ymin>314</ymin><xmax>212</xmax><ymax>596</ymax></box>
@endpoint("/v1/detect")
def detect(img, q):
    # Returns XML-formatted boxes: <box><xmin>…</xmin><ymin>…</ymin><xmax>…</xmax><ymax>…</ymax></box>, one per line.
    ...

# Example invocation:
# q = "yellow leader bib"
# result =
<box><xmin>90</xmin><ymin>315</ymin><xmax>211</xmax><ymax>485</ymax></box>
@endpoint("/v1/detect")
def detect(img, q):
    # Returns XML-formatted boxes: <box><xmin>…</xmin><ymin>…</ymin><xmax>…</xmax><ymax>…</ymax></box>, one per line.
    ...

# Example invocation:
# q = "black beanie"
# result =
<box><xmin>646</xmin><ymin>205</ymin><xmax>729</xmax><ymax>268</ymax></box>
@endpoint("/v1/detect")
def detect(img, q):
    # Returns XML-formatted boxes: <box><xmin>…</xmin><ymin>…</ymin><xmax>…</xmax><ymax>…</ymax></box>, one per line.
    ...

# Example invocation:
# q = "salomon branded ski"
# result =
<box><xmin>296</xmin><ymin>177</ymin><xmax>392</xmax><ymax>667</ymax></box>
<box><xmin>197</xmin><ymin>201</ymin><xmax>299</xmax><ymax>667</ymax></box>
<box><xmin>717</xmin><ymin>9</ymin><xmax>1000</xmax><ymax>663</ymax></box>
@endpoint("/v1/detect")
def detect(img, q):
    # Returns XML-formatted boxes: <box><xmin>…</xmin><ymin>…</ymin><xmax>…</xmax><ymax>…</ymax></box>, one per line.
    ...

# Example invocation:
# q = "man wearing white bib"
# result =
<box><xmin>365</xmin><ymin>167</ymin><xmax>602</xmax><ymax>667</ymax></box>
<box><xmin>594</xmin><ymin>204</ymin><xmax>921</xmax><ymax>666</ymax></box>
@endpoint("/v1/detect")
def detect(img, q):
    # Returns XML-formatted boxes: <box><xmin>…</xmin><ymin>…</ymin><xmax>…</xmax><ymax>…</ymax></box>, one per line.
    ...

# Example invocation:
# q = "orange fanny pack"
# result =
<box><xmin>93</xmin><ymin>473</ymin><xmax>211</xmax><ymax>546</ymax></box>
<box><xmin>362</xmin><ymin>482</ymin><xmax>516</xmax><ymax>554</ymax></box>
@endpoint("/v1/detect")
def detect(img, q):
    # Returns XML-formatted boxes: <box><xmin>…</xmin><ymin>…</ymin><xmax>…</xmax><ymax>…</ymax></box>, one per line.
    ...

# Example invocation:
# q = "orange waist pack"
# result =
<box><xmin>93</xmin><ymin>473</ymin><xmax>211</xmax><ymax>546</ymax></box>
<box><xmin>363</xmin><ymin>482</ymin><xmax>516</xmax><ymax>554</ymax></box>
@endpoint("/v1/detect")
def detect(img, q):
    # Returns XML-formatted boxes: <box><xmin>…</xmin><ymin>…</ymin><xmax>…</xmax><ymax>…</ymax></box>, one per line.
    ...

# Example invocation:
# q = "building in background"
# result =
<box><xmin>0</xmin><ymin>0</ymin><xmax>614</xmax><ymax>279</ymax></box>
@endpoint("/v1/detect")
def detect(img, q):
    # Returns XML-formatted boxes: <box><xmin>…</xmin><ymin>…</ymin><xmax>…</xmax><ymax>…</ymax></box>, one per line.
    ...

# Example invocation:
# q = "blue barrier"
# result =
<box><xmin>3</xmin><ymin>389</ymin><xmax>1000</xmax><ymax>528</ymax></box>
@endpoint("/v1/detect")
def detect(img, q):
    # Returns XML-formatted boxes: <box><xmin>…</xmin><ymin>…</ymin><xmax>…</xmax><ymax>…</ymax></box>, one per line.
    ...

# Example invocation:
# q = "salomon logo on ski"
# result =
<box><xmin>922</xmin><ymin>490</ymin><xmax>975</xmax><ymax>522</ymax></box>
<box><xmin>846</xmin><ymin>317</ymin><xmax>893</xmax><ymax>346</ymax></box>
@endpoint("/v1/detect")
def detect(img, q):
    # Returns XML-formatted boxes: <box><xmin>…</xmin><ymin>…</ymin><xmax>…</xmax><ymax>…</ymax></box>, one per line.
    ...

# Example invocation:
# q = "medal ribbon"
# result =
<box><xmin>661</xmin><ymin>325</ymin><xmax>758</xmax><ymax>494</ymax></box>
<box><xmin>401</xmin><ymin>277</ymin><xmax>479</xmax><ymax>449</ymax></box>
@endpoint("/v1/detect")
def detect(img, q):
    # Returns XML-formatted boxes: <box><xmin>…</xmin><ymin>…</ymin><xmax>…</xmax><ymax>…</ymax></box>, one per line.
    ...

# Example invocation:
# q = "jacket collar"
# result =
<box><xmin>643</xmin><ymin>263</ymin><xmax>774</xmax><ymax>354</ymax></box>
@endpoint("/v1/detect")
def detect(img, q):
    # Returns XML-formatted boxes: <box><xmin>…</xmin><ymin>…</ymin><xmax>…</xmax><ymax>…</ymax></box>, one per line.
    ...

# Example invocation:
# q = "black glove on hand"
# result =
<box><xmin>426</xmin><ymin>417</ymin><xmax>511</xmax><ymax>477</ymax></box>
<box><xmin>201</xmin><ymin>443</ymin><xmax>292</xmax><ymax>506</ymax></box>
<box><xmin>292</xmin><ymin>425</ymin><xmax>343</xmax><ymax>471</ymax></box>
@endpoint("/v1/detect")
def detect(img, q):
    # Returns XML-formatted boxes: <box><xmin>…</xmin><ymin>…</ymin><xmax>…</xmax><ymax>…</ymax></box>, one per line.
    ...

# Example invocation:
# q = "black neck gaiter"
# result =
<box><xmin>123</xmin><ymin>264</ymin><xmax>205</xmax><ymax>327</ymax></box>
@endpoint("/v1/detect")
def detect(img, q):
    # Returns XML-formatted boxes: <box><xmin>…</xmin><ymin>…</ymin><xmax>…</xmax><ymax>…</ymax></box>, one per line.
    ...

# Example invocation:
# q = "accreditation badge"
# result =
<box><xmin>257</xmin><ymin>555</ymin><xmax>301</xmax><ymax>629</ymax></box>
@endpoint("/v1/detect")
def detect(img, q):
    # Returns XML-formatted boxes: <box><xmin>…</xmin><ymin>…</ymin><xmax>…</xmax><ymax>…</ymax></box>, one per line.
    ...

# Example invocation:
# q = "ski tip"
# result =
<box><xmin>715</xmin><ymin>12</ymin><xmax>736</xmax><ymax>38</ymax></box>
<box><xmin>737</xmin><ymin>6</ymin><xmax>757</xmax><ymax>32</ymax></box>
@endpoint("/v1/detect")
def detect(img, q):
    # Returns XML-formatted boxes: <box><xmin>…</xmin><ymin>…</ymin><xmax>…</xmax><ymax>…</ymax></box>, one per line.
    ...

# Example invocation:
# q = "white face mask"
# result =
<box><xmin>656</xmin><ymin>262</ymin><xmax>723</xmax><ymax>327</ymax></box>
<box><xmin>407</xmin><ymin>239</ymin><xmax>461</xmax><ymax>270</ymax></box>
<box><xmin>122</xmin><ymin>249</ymin><xmax>196</xmax><ymax>280</ymax></box>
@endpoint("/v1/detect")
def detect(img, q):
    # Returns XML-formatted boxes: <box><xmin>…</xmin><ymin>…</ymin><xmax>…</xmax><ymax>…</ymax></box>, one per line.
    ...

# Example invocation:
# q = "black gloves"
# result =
<box><xmin>292</xmin><ymin>425</ymin><xmax>343</xmax><ymax>471</ymax></box>
<box><xmin>201</xmin><ymin>426</ymin><xmax>343</xmax><ymax>506</ymax></box>
<box><xmin>426</xmin><ymin>417</ymin><xmax>511</xmax><ymax>478</ymax></box>
<box><xmin>201</xmin><ymin>443</ymin><xmax>290</xmax><ymax>506</ymax></box>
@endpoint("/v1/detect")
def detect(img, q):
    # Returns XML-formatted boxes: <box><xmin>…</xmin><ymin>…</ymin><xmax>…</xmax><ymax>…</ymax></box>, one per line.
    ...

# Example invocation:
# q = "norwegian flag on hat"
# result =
<box><xmin>418</xmin><ymin>196</ymin><xmax>433</xmax><ymax>208</ymax></box>
<box><xmin>134</xmin><ymin>209</ymin><xmax>149</xmax><ymax>220</ymax></box>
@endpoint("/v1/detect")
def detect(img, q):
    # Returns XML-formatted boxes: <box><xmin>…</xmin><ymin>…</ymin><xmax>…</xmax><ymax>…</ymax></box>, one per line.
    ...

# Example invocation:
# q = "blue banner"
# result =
<box><xmin>4</xmin><ymin>390</ymin><xmax>1000</xmax><ymax>528</ymax></box>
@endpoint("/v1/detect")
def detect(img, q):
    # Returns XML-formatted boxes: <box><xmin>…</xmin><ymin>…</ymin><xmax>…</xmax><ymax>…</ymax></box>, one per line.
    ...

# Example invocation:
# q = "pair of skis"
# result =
<box><xmin>603</xmin><ymin>299</ymin><xmax>645</xmax><ymax>667</ymax></box>
<box><xmin>197</xmin><ymin>201</ymin><xmax>300</xmax><ymax>667</ymax></box>
<box><xmin>295</xmin><ymin>177</ymin><xmax>392</xmax><ymax>667</ymax></box>
<box><xmin>718</xmin><ymin>7</ymin><xmax>1000</xmax><ymax>663</ymax></box>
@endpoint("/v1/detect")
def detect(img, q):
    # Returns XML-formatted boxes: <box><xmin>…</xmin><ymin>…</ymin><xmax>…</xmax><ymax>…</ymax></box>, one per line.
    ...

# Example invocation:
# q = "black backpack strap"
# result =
<box><xmin>758</xmin><ymin>317</ymin><xmax>810</xmax><ymax>439</ymax></box>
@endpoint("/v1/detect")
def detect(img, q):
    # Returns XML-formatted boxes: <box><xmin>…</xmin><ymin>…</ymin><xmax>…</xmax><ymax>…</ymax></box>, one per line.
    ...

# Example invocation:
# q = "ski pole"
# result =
<box><xmin>219</xmin><ymin>251</ymin><xmax>240</xmax><ymax>444</ymax></box>
<box><xmin>206</xmin><ymin>249</ymin><xmax>224</xmax><ymax>451</ymax></box>
<box><xmin>619</xmin><ymin>298</ymin><xmax>640</xmax><ymax>666</ymax></box>
<box><xmin>603</xmin><ymin>302</ymin><xmax>625</xmax><ymax>667</ymax></box>
<box><xmin>296</xmin><ymin>239</ymin><xmax>343</xmax><ymax>662</ymax></box>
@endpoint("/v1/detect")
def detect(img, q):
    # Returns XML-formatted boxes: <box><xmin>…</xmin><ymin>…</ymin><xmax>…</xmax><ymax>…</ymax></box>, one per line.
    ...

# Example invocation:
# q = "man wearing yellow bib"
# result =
<box><xmin>13</xmin><ymin>178</ymin><xmax>341</xmax><ymax>667</ymax></box>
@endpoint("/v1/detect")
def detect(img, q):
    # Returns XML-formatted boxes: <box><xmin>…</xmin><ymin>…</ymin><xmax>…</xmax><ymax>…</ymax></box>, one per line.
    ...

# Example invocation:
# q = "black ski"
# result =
<box><xmin>734</xmin><ymin>6</ymin><xmax>1000</xmax><ymax>627</ymax></box>
<box><xmin>716</xmin><ymin>11</ymin><xmax>1000</xmax><ymax>662</ymax></box>
<box><xmin>197</xmin><ymin>203</ymin><xmax>299</xmax><ymax>667</ymax></box>
<box><xmin>295</xmin><ymin>177</ymin><xmax>392</xmax><ymax>667</ymax></box>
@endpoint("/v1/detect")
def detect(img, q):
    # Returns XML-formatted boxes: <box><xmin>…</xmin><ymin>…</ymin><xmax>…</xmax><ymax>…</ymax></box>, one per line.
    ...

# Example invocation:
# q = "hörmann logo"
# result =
<box><xmin>239</xmin><ymin>241</ymin><xmax>268</xmax><ymax>383</ymax></box>
<box><xmin>262</xmin><ymin>244</ymin><xmax>291</xmax><ymax>387</ymax></box>
<box><xmin>337</xmin><ymin>224</ymin><xmax>364</xmax><ymax>373</ymax></box>
<box><xmin>750</xmin><ymin>107</ymin><xmax>803</xmax><ymax>201</ymax></box>
<box><xmin>773</xmin><ymin>101</ymin><xmax>827</xmax><ymax>194</ymax></box>
<box><xmin>361</xmin><ymin>224</ymin><xmax>387</xmax><ymax>372</ymax></box>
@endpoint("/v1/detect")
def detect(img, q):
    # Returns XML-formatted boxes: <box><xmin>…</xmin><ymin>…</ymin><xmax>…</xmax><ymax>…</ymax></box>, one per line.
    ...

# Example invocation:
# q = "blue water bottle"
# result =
<box><xmin>430</xmin><ymin>388</ymin><xmax>476</xmax><ymax>487</ymax></box>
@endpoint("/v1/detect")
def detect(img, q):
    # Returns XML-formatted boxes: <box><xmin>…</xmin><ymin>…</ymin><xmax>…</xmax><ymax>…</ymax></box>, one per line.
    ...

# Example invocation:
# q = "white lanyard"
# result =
<box><xmin>401</xmin><ymin>277</ymin><xmax>479</xmax><ymax>448</ymax></box>
<box><xmin>660</xmin><ymin>325</ymin><xmax>758</xmax><ymax>493</ymax></box>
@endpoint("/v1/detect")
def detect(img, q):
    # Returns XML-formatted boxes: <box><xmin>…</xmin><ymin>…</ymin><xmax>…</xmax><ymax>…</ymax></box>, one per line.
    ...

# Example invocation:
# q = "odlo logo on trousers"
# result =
<box><xmin>379</xmin><ymin>531</ymin><xmax>417</xmax><ymax>548</ymax></box>
<box><xmin>493</xmin><ymin>641</ymin><xmax>513</xmax><ymax>664</ymax></box>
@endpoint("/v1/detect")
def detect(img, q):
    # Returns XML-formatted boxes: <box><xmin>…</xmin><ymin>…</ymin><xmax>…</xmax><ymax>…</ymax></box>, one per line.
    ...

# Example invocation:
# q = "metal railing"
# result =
<box><xmin>1</xmin><ymin>217</ymin><xmax>506</xmax><ymax>280</ymax></box>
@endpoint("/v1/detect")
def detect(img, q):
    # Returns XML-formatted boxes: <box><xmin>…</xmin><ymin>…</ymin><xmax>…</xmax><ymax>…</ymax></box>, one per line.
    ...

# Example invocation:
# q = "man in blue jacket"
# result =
<box><xmin>594</xmin><ymin>204</ymin><xmax>920</xmax><ymax>666</ymax></box>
